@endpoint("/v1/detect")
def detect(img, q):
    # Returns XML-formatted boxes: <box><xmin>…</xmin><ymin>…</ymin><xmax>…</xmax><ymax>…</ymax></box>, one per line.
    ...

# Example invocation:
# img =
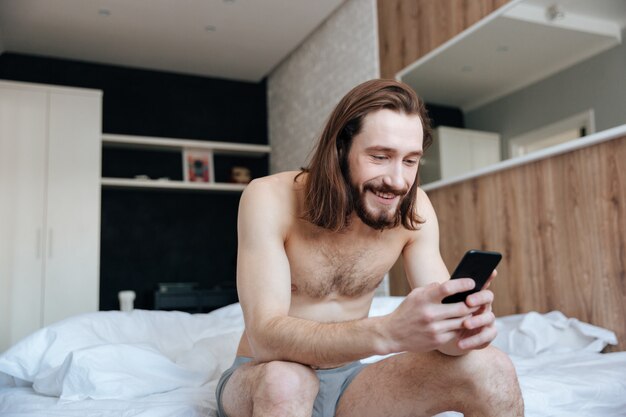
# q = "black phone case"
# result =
<box><xmin>441</xmin><ymin>250</ymin><xmax>502</xmax><ymax>304</ymax></box>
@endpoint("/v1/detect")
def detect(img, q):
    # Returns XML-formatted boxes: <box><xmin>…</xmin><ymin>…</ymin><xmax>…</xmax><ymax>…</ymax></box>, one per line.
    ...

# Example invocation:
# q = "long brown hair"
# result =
<box><xmin>298</xmin><ymin>79</ymin><xmax>432</xmax><ymax>231</ymax></box>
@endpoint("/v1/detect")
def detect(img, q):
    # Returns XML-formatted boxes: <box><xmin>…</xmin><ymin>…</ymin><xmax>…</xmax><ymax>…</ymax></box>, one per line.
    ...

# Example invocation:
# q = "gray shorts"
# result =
<box><xmin>215</xmin><ymin>356</ymin><xmax>367</xmax><ymax>417</ymax></box>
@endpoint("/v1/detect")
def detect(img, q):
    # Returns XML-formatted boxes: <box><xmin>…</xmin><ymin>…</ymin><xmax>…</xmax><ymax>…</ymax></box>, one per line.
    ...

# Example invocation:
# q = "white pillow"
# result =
<box><xmin>0</xmin><ymin>308</ymin><xmax>245</xmax><ymax>394</ymax></box>
<box><xmin>32</xmin><ymin>343</ymin><xmax>208</xmax><ymax>400</ymax></box>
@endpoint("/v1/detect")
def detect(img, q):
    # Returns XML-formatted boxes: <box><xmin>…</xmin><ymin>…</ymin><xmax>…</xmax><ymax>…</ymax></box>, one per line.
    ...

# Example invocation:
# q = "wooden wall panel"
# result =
<box><xmin>424</xmin><ymin>137</ymin><xmax>626</xmax><ymax>350</ymax></box>
<box><xmin>377</xmin><ymin>0</ymin><xmax>511</xmax><ymax>79</ymax></box>
<box><xmin>378</xmin><ymin>0</ymin><xmax>625</xmax><ymax>350</ymax></box>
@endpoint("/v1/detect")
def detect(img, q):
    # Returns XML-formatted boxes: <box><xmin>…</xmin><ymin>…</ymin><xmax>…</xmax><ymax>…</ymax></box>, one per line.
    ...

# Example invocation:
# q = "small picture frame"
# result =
<box><xmin>183</xmin><ymin>148</ymin><xmax>213</xmax><ymax>183</ymax></box>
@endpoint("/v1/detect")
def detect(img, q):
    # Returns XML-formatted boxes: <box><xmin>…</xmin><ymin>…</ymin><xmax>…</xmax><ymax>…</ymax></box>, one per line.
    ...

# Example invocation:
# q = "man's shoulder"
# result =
<box><xmin>244</xmin><ymin>171</ymin><xmax>303</xmax><ymax>196</ymax></box>
<box><xmin>401</xmin><ymin>186</ymin><xmax>437</xmax><ymax>243</ymax></box>
<box><xmin>248</xmin><ymin>170</ymin><xmax>301</xmax><ymax>186</ymax></box>
<box><xmin>240</xmin><ymin>171</ymin><xmax>303</xmax><ymax>214</ymax></box>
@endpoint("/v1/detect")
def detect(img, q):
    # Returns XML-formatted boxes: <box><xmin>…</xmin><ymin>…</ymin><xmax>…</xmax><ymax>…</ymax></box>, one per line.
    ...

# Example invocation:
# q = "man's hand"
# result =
<box><xmin>454</xmin><ymin>269</ymin><xmax>498</xmax><ymax>352</ymax></box>
<box><xmin>381</xmin><ymin>278</ymin><xmax>482</xmax><ymax>354</ymax></box>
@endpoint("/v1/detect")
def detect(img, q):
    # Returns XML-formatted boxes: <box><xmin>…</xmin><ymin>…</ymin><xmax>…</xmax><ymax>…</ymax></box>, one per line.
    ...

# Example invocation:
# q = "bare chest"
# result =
<box><xmin>285</xmin><ymin>229</ymin><xmax>404</xmax><ymax>298</ymax></box>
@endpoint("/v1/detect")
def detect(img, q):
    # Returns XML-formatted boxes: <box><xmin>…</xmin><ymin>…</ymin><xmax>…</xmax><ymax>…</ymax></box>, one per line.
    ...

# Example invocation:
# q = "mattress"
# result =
<box><xmin>1</xmin><ymin>297</ymin><xmax>625</xmax><ymax>416</ymax></box>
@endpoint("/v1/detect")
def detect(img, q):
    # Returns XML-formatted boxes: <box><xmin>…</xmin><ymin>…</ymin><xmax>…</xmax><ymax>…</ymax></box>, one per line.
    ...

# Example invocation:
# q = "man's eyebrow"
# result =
<box><xmin>365</xmin><ymin>146</ymin><xmax>423</xmax><ymax>156</ymax></box>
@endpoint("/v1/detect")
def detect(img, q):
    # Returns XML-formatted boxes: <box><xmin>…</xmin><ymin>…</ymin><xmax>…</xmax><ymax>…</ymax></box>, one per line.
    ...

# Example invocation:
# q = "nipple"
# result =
<box><xmin>291</xmin><ymin>284</ymin><xmax>298</xmax><ymax>293</ymax></box>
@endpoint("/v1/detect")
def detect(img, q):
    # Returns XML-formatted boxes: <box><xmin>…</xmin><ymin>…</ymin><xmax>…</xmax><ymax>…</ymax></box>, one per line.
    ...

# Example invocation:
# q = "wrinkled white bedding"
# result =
<box><xmin>1</xmin><ymin>297</ymin><xmax>625</xmax><ymax>417</ymax></box>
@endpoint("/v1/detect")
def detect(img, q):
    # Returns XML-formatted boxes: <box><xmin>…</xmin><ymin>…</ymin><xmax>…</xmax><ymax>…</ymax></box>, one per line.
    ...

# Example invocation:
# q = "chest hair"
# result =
<box><xmin>295</xmin><ymin>243</ymin><xmax>388</xmax><ymax>298</ymax></box>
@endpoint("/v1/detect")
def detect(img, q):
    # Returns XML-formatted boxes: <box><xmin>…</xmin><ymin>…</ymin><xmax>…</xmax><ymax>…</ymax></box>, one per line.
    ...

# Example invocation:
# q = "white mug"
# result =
<box><xmin>118</xmin><ymin>290</ymin><xmax>136</xmax><ymax>312</ymax></box>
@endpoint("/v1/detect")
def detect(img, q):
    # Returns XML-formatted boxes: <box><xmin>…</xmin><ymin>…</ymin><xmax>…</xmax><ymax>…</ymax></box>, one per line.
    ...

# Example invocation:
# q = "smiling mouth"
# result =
<box><xmin>362</xmin><ymin>181</ymin><xmax>408</xmax><ymax>205</ymax></box>
<box><xmin>373</xmin><ymin>190</ymin><xmax>397</xmax><ymax>200</ymax></box>
<box><xmin>369</xmin><ymin>190</ymin><xmax>403</xmax><ymax>207</ymax></box>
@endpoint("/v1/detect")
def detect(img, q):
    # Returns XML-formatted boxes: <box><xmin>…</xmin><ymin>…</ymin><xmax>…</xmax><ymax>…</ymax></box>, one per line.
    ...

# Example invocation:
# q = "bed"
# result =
<box><xmin>1</xmin><ymin>297</ymin><xmax>625</xmax><ymax>417</ymax></box>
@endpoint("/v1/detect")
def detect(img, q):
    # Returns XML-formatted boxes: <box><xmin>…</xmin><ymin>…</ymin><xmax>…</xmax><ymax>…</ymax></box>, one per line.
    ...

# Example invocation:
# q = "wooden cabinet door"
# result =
<box><xmin>0</xmin><ymin>84</ymin><xmax>47</xmax><ymax>350</ymax></box>
<box><xmin>378</xmin><ymin>0</ymin><xmax>511</xmax><ymax>79</ymax></box>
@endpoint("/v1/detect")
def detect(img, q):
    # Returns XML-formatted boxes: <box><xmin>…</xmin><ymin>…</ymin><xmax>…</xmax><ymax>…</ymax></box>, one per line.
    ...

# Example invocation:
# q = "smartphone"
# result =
<box><xmin>441</xmin><ymin>250</ymin><xmax>502</xmax><ymax>304</ymax></box>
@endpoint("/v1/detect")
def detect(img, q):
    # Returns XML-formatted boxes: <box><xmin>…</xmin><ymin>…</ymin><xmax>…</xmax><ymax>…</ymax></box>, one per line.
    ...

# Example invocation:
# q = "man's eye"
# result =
<box><xmin>372</xmin><ymin>155</ymin><xmax>387</xmax><ymax>160</ymax></box>
<box><xmin>404</xmin><ymin>159</ymin><xmax>418</xmax><ymax>166</ymax></box>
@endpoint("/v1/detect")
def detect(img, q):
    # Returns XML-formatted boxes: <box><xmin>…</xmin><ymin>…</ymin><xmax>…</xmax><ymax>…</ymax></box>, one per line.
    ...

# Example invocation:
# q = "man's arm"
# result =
<box><xmin>236</xmin><ymin>178</ymin><xmax>479</xmax><ymax>367</ymax></box>
<box><xmin>402</xmin><ymin>188</ymin><xmax>497</xmax><ymax>356</ymax></box>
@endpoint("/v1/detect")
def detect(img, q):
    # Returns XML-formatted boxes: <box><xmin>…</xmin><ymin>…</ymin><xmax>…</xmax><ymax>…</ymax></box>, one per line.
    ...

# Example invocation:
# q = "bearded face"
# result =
<box><xmin>349</xmin><ymin>175</ymin><xmax>411</xmax><ymax>230</ymax></box>
<box><xmin>342</xmin><ymin>110</ymin><xmax>424</xmax><ymax>231</ymax></box>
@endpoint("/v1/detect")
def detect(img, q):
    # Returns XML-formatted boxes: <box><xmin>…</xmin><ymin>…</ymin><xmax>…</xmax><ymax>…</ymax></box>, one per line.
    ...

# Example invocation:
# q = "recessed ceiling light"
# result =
<box><xmin>205</xmin><ymin>25</ymin><xmax>217</xmax><ymax>32</ymax></box>
<box><xmin>98</xmin><ymin>8</ymin><xmax>111</xmax><ymax>17</ymax></box>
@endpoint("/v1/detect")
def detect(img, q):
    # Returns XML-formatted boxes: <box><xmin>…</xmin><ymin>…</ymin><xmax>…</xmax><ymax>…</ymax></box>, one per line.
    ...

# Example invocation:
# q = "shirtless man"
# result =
<box><xmin>216</xmin><ymin>79</ymin><xmax>524</xmax><ymax>417</ymax></box>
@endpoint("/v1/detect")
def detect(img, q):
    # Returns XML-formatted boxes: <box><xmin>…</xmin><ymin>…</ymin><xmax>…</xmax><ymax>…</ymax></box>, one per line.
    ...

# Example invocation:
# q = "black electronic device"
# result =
<box><xmin>441</xmin><ymin>250</ymin><xmax>502</xmax><ymax>304</ymax></box>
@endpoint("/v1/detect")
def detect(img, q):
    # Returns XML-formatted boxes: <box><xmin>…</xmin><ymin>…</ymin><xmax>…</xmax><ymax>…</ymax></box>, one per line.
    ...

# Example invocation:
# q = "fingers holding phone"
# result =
<box><xmin>442</xmin><ymin>250</ymin><xmax>501</xmax><ymax>304</ymax></box>
<box><xmin>386</xmin><ymin>283</ymin><xmax>480</xmax><ymax>352</ymax></box>
<box><xmin>482</xmin><ymin>269</ymin><xmax>497</xmax><ymax>290</ymax></box>
<box><xmin>457</xmin><ymin>300</ymin><xmax>497</xmax><ymax>350</ymax></box>
<box><xmin>441</xmin><ymin>250</ymin><xmax>501</xmax><ymax>351</ymax></box>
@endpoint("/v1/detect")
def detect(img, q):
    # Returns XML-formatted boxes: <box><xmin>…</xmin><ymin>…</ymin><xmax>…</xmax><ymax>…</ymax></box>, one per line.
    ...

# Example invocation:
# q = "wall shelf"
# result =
<box><xmin>101</xmin><ymin>177</ymin><xmax>247</xmax><ymax>192</ymax></box>
<box><xmin>101</xmin><ymin>133</ymin><xmax>270</xmax><ymax>191</ymax></box>
<box><xmin>102</xmin><ymin>133</ymin><xmax>271</xmax><ymax>155</ymax></box>
<box><xmin>397</xmin><ymin>0</ymin><xmax>624</xmax><ymax>112</ymax></box>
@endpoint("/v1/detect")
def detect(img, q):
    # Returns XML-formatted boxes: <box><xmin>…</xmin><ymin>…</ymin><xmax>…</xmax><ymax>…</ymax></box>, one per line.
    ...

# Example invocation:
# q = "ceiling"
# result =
<box><xmin>399</xmin><ymin>0</ymin><xmax>626</xmax><ymax>111</ymax></box>
<box><xmin>0</xmin><ymin>0</ymin><xmax>344</xmax><ymax>82</ymax></box>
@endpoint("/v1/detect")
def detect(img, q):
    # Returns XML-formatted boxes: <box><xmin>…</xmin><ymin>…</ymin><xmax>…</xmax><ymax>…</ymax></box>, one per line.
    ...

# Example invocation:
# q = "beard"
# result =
<box><xmin>350</xmin><ymin>178</ymin><xmax>410</xmax><ymax>231</ymax></box>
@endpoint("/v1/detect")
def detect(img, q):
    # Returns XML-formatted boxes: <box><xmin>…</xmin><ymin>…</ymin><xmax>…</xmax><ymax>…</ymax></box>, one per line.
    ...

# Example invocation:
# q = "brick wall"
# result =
<box><xmin>268</xmin><ymin>0</ymin><xmax>380</xmax><ymax>173</ymax></box>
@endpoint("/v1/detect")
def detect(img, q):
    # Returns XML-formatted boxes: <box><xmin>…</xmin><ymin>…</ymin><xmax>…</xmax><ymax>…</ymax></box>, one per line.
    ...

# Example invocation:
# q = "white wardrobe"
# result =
<box><xmin>0</xmin><ymin>80</ymin><xmax>102</xmax><ymax>352</ymax></box>
<box><xmin>420</xmin><ymin>126</ymin><xmax>501</xmax><ymax>184</ymax></box>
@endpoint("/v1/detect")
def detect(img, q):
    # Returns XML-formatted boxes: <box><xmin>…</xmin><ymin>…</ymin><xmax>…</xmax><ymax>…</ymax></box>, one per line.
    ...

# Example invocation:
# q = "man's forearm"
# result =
<box><xmin>248</xmin><ymin>315</ymin><xmax>391</xmax><ymax>367</ymax></box>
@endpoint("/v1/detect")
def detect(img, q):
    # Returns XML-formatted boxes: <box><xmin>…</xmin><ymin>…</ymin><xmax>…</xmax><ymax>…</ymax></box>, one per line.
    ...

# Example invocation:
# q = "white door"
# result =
<box><xmin>0</xmin><ymin>85</ymin><xmax>48</xmax><ymax>350</ymax></box>
<box><xmin>43</xmin><ymin>91</ymin><xmax>101</xmax><ymax>326</ymax></box>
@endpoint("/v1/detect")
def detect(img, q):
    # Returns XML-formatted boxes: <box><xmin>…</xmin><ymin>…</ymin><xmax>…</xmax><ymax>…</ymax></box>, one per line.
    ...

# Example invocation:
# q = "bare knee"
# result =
<box><xmin>461</xmin><ymin>346</ymin><xmax>523</xmax><ymax>414</ymax></box>
<box><xmin>255</xmin><ymin>361</ymin><xmax>320</xmax><ymax>407</ymax></box>
<box><xmin>466</xmin><ymin>346</ymin><xmax>518</xmax><ymax>387</ymax></box>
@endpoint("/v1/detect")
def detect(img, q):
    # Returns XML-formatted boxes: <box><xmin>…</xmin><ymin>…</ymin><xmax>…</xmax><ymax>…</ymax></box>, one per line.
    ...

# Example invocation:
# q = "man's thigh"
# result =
<box><xmin>335</xmin><ymin>351</ymin><xmax>471</xmax><ymax>417</ymax></box>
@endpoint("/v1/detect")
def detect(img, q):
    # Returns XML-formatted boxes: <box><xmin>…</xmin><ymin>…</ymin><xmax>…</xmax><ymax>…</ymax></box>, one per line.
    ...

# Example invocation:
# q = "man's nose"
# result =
<box><xmin>382</xmin><ymin>162</ymin><xmax>405</xmax><ymax>189</ymax></box>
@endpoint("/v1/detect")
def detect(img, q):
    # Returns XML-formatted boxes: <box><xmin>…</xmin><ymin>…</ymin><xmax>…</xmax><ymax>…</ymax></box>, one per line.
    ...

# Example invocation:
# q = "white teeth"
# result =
<box><xmin>374</xmin><ymin>191</ymin><xmax>394</xmax><ymax>199</ymax></box>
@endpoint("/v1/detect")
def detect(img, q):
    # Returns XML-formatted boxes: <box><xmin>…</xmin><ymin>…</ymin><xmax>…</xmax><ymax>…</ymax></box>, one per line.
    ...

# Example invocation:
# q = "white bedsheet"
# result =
<box><xmin>1</xmin><ymin>297</ymin><xmax>625</xmax><ymax>417</ymax></box>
